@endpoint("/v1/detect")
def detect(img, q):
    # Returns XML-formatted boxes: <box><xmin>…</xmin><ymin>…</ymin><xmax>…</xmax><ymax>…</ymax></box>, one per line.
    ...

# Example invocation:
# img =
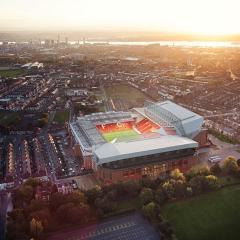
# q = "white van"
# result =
<box><xmin>208</xmin><ymin>156</ymin><xmax>221</xmax><ymax>163</ymax></box>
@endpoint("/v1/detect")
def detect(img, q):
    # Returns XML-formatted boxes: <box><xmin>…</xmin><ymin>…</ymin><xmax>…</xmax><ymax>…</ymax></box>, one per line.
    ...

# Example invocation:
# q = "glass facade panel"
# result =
<box><xmin>102</xmin><ymin>148</ymin><xmax>196</xmax><ymax>169</ymax></box>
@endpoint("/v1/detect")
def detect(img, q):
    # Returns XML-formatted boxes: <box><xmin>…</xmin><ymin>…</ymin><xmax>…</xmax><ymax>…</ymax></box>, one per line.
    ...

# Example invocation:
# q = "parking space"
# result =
<box><xmin>47</xmin><ymin>212</ymin><xmax>159</xmax><ymax>240</ymax></box>
<box><xmin>58</xmin><ymin>174</ymin><xmax>99</xmax><ymax>191</ymax></box>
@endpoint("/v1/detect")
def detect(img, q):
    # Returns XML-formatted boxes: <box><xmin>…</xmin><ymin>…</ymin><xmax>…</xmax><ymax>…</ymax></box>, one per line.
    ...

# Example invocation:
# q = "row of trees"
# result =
<box><xmin>37</xmin><ymin>113</ymin><xmax>49</xmax><ymax>128</ymax></box>
<box><xmin>85</xmin><ymin>181</ymin><xmax>141</xmax><ymax>216</ymax></box>
<box><xmin>140</xmin><ymin>156</ymin><xmax>240</xmax><ymax>208</ymax></box>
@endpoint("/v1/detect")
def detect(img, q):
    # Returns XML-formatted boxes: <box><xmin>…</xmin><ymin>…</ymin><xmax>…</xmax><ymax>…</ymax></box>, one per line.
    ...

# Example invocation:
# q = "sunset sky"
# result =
<box><xmin>0</xmin><ymin>0</ymin><xmax>239</xmax><ymax>35</ymax></box>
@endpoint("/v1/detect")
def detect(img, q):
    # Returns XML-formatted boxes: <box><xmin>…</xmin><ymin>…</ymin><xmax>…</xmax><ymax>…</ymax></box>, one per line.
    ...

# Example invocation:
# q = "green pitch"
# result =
<box><xmin>0</xmin><ymin>69</ymin><xmax>23</xmax><ymax>77</ymax></box>
<box><xmin>103</xmin><ymin>129</ymin><xmax>139</xmax><ymax>142</ymax></box>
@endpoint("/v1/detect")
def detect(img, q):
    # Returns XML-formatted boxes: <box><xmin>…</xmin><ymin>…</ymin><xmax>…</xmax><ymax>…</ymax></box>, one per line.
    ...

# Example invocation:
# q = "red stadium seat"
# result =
<box><xmin>96</xmin><ymin>122</ymin><xmax>133</xmax><ymax>133</ymax></box>
<box><xmin>136</xmin><ymin>118</ymin><xmax>160</xmax><ymax>133</ymax></box>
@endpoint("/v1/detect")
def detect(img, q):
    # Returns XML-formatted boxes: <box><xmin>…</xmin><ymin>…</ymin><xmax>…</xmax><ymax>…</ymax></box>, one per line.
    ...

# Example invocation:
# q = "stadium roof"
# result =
<box><xmin>145</xmin><ymin>101</ymin><xmax>203</xmax><ymax>138</ymax></box>
<box><xmin>155</xmin><ymin>101</ymin><xmax>201</xmax><ymax>121</ymax></box>
<box><xmin>93</xmin><ymin>135</ymin><xmax>198</xmax><ymax>165</ymax></box>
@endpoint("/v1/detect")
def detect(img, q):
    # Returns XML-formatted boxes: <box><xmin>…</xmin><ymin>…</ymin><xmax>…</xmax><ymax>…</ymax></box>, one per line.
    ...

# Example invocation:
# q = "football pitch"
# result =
<box><xmin>102</xmin><ymin>129</ymin><xmax>139</xmax><ymax>142</ymax></box>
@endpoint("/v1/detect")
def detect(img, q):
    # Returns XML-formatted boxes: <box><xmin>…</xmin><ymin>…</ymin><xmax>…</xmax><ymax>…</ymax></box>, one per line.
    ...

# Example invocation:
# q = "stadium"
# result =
<box><xmin>70</xmin><ymin>101</ymin><xmax>207</xmax><ymax>183</ymax></box>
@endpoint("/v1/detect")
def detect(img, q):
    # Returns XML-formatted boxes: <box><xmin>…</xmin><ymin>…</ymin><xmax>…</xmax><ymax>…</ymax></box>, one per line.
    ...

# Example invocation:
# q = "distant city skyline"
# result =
<box><xmin>0</xmin><ymin>0</ymin><xmax>240</xmax><ymax>36</ymax></box>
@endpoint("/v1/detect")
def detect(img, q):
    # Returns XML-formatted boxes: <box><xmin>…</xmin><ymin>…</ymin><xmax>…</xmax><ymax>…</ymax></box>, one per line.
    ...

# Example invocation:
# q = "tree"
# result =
<box><xmin>94</xmin><ymin>197</ymin><xmax>116</xmax><ymax>213</ymax></box>
<box><xmin>188</xmin><ymin>176</ymin><xmax>205</xmax><ymax>195</ymax></box>
<box><xmin>186</xmin><ymin>186</ymin><xmax>193</xmax><ymax>197</ymax></box>
<box><xmin>186</xmin><ymin>165</ymin><xmax>210</xmax><ymax>179</ymax></box>
<box><xmin>38</xmin><ymin>118</ymin><xmax>48</xmax><ymax>128</ymax></box>
<box><xmin>7</xmin><ymin>209</ymin><xmax>29</xmax><ymax>240</ymax></box>
<box><xmin>51</xmin><ymin>184</ymin><xmax>58</xmax><ymax>194</ymax></box>
<box><xmin>67</xmin><ymin>191</ymin><xmax>86</xmax><ymax>205</ymax></box>
<box><xmin>237</xmin><ymin>159</ymin><xmax>240</xmax><ymax>167</ymax></box>
<box><xmin>67</xmin><ymin>204</ymin><xmax>90</xmax><ymax>224</ymax></box>
<box><xmin>210</xmin><ymin>163</ymin><xmax>222</xmax><ymax>176</ymax></box>
<box><xmin>174</xmin><ymin>180</ymin><xmax>187</xmax><ymax>198</ymax></box>
<box><xmin>56</xmin><ymin>202</ymin><xmax>74</xmax><ymax>223</ymax></box>
<box><xmin>155</xmin><ymin>187</ymin><xmax>167</xmax><ymax>204</ymax></box>
<box><xmin>111</xmin><ymin>182</ymin><xmax>126</xmax><ymax>198</ymax></box>
<box><xmin>30</xmin><ymin>218</ymin><xmax>43</xmax><ymax>239</ymax></box>
<box><xmin>170</xmin><ymin>169</ymin><xmax>185</xmax><ymax>181</ymax></box>
<box><xmin>140</xmin><ymin>188</ymin><xmax>154</xmax><ymax>205</ymax></box>
<box><xmin>50</xmin><ymin>192</ymin><xmax>68</xmax><ymax>211</ymax></box>
<box><xmin>140</xmin><ymin>178</ymin><xmax>154</xmax><ymax>188</ymax></box>
<box><xmin>24</xmin><ymin>178</ymin><xmax>39</xmax><ymax>188</ymax></box>
<box><xmin>106</xmin><ymin>189</ymin><xmax>118</xmax><ymax>201</ymax></box>
<box><xmin>162</xmin><ymin>181</ymin><xmax>175</xmax><ymax>199</ymax></box>
<box><xmin>122</xmin><ymin>181</ymin><xmax>140</xmax><ymax>197</ymax></box>
<box><xmin>19</xmin><ymin>185</ymin><xmax>34</xmax><ymax>203</ymax></box>
<box><xmin>30</xmin><ymin>208</ymin><xmax>51</xmax><ymax>230</ymax></box>
<box><xmin>222</xmin><ymin>156</ymin><xmax>239</xmax><ymax>175</ymax></box>
<box><xmin>158</xmin><ymin>220</ymin><xmax>172</xmax><ymax>235</ymax></box>
<box><xmin>41</xmin><ymin>113</ymin><xmax>49</xmax><ymax>119</ymax></box>
<box><xmin>142</xmin><ymin>202</ymin><xmax>156</xmax><ymax>220</ymax></box>
<box><xmin>66</xmin><ymin>205</ymin><xmax>82</xmax><ymax>224</ymax></box>
<box><xmin>204</xmin><ymin>175</ymin><xmax>219</xmax><ymax>190</ymax></box>
<box><xmin>85</xmin><ymin>187</ymin><xmax>102</xmax><ymax>204</ymax></box>
<box><xmin>28</xmin><ymin>199</ymin><xmax>47</xmax><ymax>213</ymax></box>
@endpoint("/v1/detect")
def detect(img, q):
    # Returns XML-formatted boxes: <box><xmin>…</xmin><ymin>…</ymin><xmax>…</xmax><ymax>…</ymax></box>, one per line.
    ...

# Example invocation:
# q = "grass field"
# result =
<box><xmin>103</xmin><ymin>129</ymin><xmax>139</xmax><ymax>142</ymax></box>
<box><xmin>105</xmin><ymin>84</ymin><xmax>150</xmax><ymax>109</ymax></box>
<box><xmin>162</xmin><ymin>185</ymin><xmax>240</xmax><ymax>240</ymax></box>
<box><xmin>53</xmin><ymin>110</ymin><xmax>70</xmax><ymax>124</ymax></box>
<box><xmin>105</xmin><ymin>84</ymin><xmax>146</xmax><ymax>100</ymax></box>
<box><xmin>0</xmin><ymin>111</ymin><xmax>21</xmax><ymax>127</ymax></box>
<box><xmin>0</xmin><ymin>69</ymin><xmax>23</xmax><ymax>77</ymax></box>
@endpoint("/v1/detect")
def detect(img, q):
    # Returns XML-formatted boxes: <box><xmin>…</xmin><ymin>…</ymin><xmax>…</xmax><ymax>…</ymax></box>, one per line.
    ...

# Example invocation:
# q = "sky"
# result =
<box><xmin>0</xmin><ymin>0</ymin><xmax>240</xmax><ymax>35</ymax></box>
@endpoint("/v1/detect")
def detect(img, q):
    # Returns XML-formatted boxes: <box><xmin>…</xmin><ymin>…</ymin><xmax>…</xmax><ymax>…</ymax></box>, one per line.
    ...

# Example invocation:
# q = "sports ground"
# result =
<box><xmin>102</xmin><ymin>129</ymin><xmax>139</xmax><ymax>142</ymax></box>
<box><xmin>162</xmin><ymin>184</ymin><xmax>240</xmax><ymax>240</ymax></box>
<box><xmin>104</xmin><ymin>84</ymin><xmax>150</xmax><ymax>110</ymax></box>
<box><xmin>0</xmin><ymin>69</ymin><xmax>23</xmax><ymax>77</ymax></box>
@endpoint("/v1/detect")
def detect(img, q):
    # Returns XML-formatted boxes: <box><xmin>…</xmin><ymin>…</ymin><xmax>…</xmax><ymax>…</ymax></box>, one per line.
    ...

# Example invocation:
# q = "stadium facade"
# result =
<box><xmin>70</xmin><ymin>101</ymin><xmax>208</xmax><ymax>183</ymax></box>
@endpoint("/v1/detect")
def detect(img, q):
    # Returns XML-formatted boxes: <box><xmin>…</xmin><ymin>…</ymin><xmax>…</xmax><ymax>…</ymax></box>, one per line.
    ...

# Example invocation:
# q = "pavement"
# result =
<box><xmin>13</xmin><ymin>136</ymin><xmax>24</xmax><ymax>186</ymax></box>
<box><xmin>39</xmin><ymin>134</ymin><xmax>57</xmax><ymax>182</ymax></box>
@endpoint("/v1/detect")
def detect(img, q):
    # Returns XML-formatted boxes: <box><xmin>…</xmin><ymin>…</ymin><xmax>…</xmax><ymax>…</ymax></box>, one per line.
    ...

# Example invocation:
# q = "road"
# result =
<box><xmin>13</xmin><ymin>136</ymin><xmax>23</xmax><ymax>187</ymax></box>
<box><xmin>39</xmin><ymin>134</ymin><xmax>57</xmax><ymax>182</ymax></box>
<box><xmin>38</xmin><ymin>111</ymin><xmax>58</xmax><ymax>182</ymax></box>
<box><xmin>100</xmin><ymin>84</ymin><xmax>113</xmax><ymax>111</ymax></box>
<box><xmin>204</xmin><ymin>112</ymin><xmax>237</xmax><ymax>118</ymax></box>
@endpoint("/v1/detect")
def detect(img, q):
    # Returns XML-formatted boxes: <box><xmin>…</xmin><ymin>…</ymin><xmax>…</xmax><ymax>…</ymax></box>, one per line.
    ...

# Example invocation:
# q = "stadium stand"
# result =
<box><xmin>135</xmin><ymin>118</ymin><xmax>160</xmax><ymax>133</ymax></box>
<box><xmin>96</xmin><ymin>122</ymin><xmax>133</xmax><ymax>134</ymax></box>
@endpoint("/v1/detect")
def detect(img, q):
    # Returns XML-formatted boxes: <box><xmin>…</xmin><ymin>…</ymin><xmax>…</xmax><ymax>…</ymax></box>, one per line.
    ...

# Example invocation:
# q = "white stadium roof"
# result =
<box><xmin>156</xmin><ymin>101</ymin><xmax>197</xmax><ymax>121</ymax></box>
<box><xmin>145</xmin><ymin>101</ymin><xmax>203</xmax><ymax>138</ymax></box>
<box><xmin>93</xmin><ymin>135</ymin><xmax>198</xmax><ymax>165</ymax></box>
